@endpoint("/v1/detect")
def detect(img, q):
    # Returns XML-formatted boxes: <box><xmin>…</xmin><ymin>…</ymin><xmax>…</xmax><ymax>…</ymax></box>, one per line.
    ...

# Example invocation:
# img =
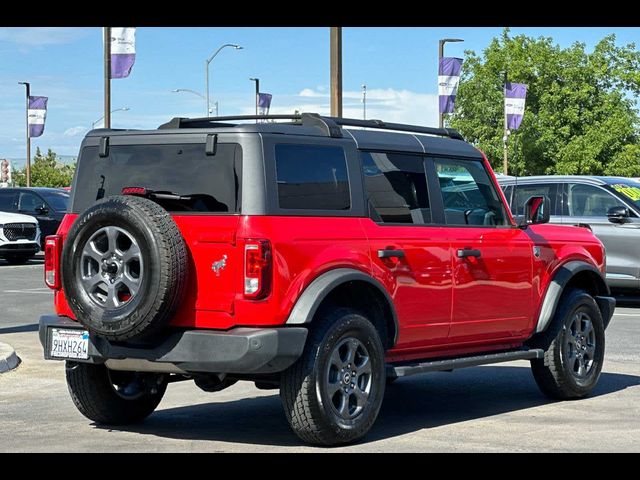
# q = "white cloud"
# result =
<box><xmin>263</xmin><ymin>87</ymin><xmax>439</xmax><ymax>127</ymax></box>
<box><xmin>0</xmin><ymin>28</ymin><xmax>90</xmax><ymax>46</ymax></box>
<box><xmin>64</xmin><ymin>126</ymin><xmax>87</xmax><ymax>137</ymax></box>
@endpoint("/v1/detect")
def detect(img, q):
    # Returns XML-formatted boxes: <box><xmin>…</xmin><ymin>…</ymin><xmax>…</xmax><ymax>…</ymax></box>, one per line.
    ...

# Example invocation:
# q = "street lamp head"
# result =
<box><xmin>171</xmin><ymin>89</ymin><xmax>179</xmax><ymax>93</ymax></box>
<box><xmin>441</xmin><ymin>38</ymin><xmax>464</xmax><ymax>43</ymax></box>
<box><xmin>121</xmin><ymin>107</ymin><xmax>130</xmax><ymax>112</ymax></box>
<box><xmin>249</xmin><ymin>78</ymin><xmax>258</xmax><ymax>82</ymax></box>
<box><xmin>232</xmin><ymin>45</ymin><xmax>243</xmax><ymax>50</ymax></box>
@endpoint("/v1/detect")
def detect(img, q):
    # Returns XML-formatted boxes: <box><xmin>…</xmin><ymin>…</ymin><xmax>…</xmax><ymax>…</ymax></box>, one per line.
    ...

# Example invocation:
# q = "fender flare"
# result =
<box><xmin>285</xmin><ymin>268</ymin><xmax>399</xmax><ymax>346</ymax></box>
<box><xmin>536</xmin><ymin>260</ymin><xmax>611</xmax><ymax>334</ymax></box>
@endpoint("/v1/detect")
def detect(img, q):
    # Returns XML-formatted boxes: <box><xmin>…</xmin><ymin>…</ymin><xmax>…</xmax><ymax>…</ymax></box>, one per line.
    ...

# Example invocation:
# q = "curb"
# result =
<box><xmin>0</xmin><ymin>342</ymin><xmax>20</xmax><ymax>373</ymax></box>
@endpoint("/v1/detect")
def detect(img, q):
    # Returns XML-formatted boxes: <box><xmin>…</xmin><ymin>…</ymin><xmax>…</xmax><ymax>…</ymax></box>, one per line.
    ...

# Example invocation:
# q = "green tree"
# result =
<box><xmin>449</xmin><ymin>29</ymin><xmax>640</xmax><ymax>176</ymax></box>
<box><xmin>13</xmin><ymin>147</ymin><xmax>75</xmax><ymax>187</ymax></box>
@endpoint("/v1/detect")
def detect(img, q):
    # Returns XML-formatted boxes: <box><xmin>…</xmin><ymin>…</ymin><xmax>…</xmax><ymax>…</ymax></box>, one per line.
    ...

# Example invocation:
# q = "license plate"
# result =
<box><xmin>50</xmin><ymin>328</ymin><xmax>89</xmax><ymax>360</ymax></box>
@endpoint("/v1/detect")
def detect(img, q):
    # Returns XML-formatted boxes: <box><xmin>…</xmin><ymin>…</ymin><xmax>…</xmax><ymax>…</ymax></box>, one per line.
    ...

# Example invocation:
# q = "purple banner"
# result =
<box><xmin>504</xmin><ymin>82</ymin><xmax>527</xmax><ymax>130</ymax></box>
<box><xmin>438</xmin><ymin>57</ymin><xmax>463</xmax><ymax>114</ymax></box>
<box><xmin>110</xmin><ymin>27</ymin><xmax>136</xmax><ymax>79</ymax></box>
<box><xmin>257</xmin><ymin>93</ymin><xmax>272</xmax><ymax>115</ymax></box>
<box><xmin>28</xmin><ymin>96</ymin><xmax>48</xmax><ymax>138</ymax></box>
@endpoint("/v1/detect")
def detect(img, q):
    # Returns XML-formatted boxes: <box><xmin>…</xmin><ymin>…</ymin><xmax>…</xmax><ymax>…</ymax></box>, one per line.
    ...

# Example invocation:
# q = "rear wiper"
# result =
<box><xmin>121</xmin><ymin>187</ymin><xmax>191</xmax><ymax>201</ymax></box>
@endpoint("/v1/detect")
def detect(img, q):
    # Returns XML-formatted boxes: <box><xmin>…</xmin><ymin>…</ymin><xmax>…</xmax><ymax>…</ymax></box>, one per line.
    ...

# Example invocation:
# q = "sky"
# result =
<box><xmin>1</xmin><ymin>26</ymin><xmax>639</xmax><ymax>164</ymax></box>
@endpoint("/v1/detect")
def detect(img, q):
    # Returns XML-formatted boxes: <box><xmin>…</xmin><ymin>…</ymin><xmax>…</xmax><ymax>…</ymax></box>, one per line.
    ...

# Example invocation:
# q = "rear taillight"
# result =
<box><xmin>44</xmin><ymin>235</ymin><xmax>61</xmax><ymax>290</ymax></box>
<box><xmin>244</xmin><ymin>239</ymin><xmax>272</xmax><ymax>299</ymax></box>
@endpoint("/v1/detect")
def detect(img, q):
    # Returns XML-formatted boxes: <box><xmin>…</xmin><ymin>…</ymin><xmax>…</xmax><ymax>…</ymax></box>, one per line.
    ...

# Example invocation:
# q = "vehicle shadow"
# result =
<box><xmin>100</xmin><ymin>365</ymin><xmax>640</xmax><ymax>447</ymax></box>
<box><xmin>0</xmin><ymin>256</ymin><xmax>44</xmax><ymax>267</ymax></box>
<box><xmin>0</xmin><ymin>323</ymin><xmax>39</xmax><ymax>334</ymax></box>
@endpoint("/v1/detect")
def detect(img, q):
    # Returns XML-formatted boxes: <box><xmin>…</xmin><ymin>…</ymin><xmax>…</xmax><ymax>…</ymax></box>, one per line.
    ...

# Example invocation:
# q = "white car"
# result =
<box><xmin>0</xmin><ymin>211</ymin><xmax>41</xmax><ymax>264</ymax></box>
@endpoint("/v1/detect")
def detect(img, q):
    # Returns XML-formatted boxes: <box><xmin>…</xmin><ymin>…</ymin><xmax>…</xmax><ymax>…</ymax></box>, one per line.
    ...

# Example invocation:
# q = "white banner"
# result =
<box><xmin>111</xmin><ymin>27</ymin><xmax>136</xmax><ymax>55</ymax></box>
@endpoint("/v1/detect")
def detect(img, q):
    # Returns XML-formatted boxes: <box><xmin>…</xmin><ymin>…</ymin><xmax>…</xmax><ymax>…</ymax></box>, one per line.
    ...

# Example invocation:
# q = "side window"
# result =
<box><xmin>513</xmin><ymin>183</ymin><xmax>558</xmax><ymax>216</ymax></box>
<box><xmin>18</xmin><ymin>192</ymin><xmax>43</xmax><ymax>214</ymax></box>
<box><xmin>275</xmin><ymin>144</ymin><xmax>350</xmax><ymax>210</ymax></box>
<box><xmin>567</xmin><ymin>183</ymin><xmax>624</xmax><ymax>217</ymax></box>
<box><xmin>502</xmin><ymin>185</ymin><xmax>513</xmax><ymax>207</ymax></box>
<box><xmin>0</xmin><ymin>191</ymin><xmax>17</xmax><ymax>210</ymax></box>
<box><xmin>361</xmin><ymin>151</ymin><xmax>431</xmax><ymax>224</ymax></box>
<box><xmin>433</xmin><ymin>158</ymin><xmax>508</xmax><ymax>226</ymax></box>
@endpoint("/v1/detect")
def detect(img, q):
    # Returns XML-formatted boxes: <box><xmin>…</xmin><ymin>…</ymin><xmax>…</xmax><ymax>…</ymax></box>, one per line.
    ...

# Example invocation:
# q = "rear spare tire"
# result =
<box><xmin>61</xmin><ymin>195</ymin><xmax>189</xmax><ymax>341</ymax></box>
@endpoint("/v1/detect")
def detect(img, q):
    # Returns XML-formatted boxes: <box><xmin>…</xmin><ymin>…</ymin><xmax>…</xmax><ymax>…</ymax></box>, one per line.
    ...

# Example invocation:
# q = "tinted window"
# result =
<box><xmin>275</xmin><ymin>144</ymin><xmax>350</xmax><ymax>210</ymax></box>
<box><xmin>434</xmin><ymin>158</ymin><xmax>508</xmax><ymax>226</ymax></box>
<box><xmin>361</xmin><ymin>151</ymin><xmax>431</xmax><ymax>224</ymax></box>
<box><xmin>73</xmin><ymin>143</ymin><xmax>241</xmax><ymax>214</ymax></box>
<box><xmin>512</xmin><ymin>183</ymin><xmax>558</xmax><ymax>216</ymax></box>
<box><xmin>0</xmin><ymin>191</ymin><xmax>17</xmax><ymax>210</ymax></box>
<box><xmin>18</xmin><ymin>192</ymin><xmax>42</xmax><ymax>214</ymax></box>
<box><xmin>568</xmin><ymin>183</ymin><xmax>624</xmax><ymax>217</ymax></box>
<box><xmin>39</xmin><ymin>191</ymin><xmax>69</xmax><ymax>212</ymax></box>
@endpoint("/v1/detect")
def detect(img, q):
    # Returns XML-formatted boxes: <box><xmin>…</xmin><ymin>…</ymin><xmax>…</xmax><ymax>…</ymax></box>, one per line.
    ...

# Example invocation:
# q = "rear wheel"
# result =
<box><xmin>531</xmin><ymin>289</ymin><xmax>605</xmax><ymax>400</ymax></box>
<box><xmin>66</xmin><ymin>362</ymin><xmax>167</xmax><ymax>424</ymax></box>
<box><xmin>280</xmin><ymin>309</ymin><xmax>386</xmax><ymax>446</ymax></box>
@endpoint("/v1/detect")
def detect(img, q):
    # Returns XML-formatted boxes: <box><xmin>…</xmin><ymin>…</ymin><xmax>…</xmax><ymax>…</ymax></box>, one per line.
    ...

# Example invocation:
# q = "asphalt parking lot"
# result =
<box><xmin>1</xmin><ymin>258</ymin><xmax>639</xmax><ymax>452</ymax></box>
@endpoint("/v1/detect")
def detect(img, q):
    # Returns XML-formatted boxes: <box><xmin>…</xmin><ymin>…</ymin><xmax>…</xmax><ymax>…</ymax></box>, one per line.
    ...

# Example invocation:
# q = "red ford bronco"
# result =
<box><xmin>39</xmin><ymin>114</ymin><xmax>615</xmax><ymax>446</ymax></box>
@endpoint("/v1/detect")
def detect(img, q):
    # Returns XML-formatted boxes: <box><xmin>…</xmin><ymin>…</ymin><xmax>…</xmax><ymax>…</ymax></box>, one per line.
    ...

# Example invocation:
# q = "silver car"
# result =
<box><xmin>499</xmin><ymin>175</ymin><xmax>640</xmax><ymax>291</ymax></box>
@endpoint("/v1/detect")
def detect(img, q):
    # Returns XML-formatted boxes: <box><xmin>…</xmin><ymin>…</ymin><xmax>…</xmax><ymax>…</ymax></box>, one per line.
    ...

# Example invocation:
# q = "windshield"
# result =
<box><xmin>40</xmin><ymin>190</ymin><xmax>70</xmax><ymax>212</ymax></box>
<box><xmin>606</xmin><ymin>180</ymin><xmax>640</xmax><ymax>211</ymax></box>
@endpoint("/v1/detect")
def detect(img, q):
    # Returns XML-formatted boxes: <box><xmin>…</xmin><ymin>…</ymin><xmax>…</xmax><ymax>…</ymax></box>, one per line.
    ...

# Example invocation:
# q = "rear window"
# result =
<box><xmin>72</xmin><ymin>143</ymin><xmax>241</xmax><ymax>214</ymax></box>
<box><xmin>275</xmin><ymin>144</ymin><xmax>350</xmax><ymax>210</ymax></box>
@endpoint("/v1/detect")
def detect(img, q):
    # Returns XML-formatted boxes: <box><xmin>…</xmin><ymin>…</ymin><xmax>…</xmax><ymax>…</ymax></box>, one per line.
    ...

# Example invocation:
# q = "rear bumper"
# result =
<box><xmin>0</xmin><ymin>242</ymin><xmax>39</xmax><ymax>255</ymax></box>
<box><xmin>39</xmin><ymin>315</ymin><xmax>308</xmax><ymax>374</ymax></box>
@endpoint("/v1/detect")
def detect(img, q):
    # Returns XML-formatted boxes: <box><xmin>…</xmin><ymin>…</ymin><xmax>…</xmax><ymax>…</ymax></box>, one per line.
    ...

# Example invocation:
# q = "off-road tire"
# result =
<box><xmin>280</xmin><ymin>308</ymin><xmax>386</xmax><ymax>446</ymax></box>
<box><xmin>61</xmin><ymin>195</ymin><xmax>189</xmax><ymax>341</ymax></box>
<box><xmin>66</xmin><ymin>362</ymin><xmax>167</xmax><ymax>424</ymax></box>
<box><xmin>531</xmin><ymin>289</ymin><xmax>605</xmax><ymax>400</ymax></box>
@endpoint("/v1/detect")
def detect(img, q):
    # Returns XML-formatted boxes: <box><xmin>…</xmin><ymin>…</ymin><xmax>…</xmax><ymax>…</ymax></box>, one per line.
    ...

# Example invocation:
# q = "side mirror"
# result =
<box><xmin>35</xmin><ymin>204</ymin><xmax>49</xmax><ymax>215</ymax></box>
<box><xmin>607</xmin><ymin>205</ymin><xmax>630</xmax><ymax>224</ymax></box>
<box><xmin>521</xmin><ymin>195</ymin><xmax>550</xmax><ymax>226</ymax></box>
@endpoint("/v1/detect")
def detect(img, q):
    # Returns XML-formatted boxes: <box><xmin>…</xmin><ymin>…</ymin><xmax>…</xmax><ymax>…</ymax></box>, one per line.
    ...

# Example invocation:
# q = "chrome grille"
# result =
<box><xmin>2</xmin><ymin>223</ymin><xmax>37</xmax><ymax>241</ymax></box>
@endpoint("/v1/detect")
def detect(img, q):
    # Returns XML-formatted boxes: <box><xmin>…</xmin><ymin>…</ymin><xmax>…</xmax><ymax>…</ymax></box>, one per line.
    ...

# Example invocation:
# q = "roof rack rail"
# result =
<box><xmin>157</xmin><ymin>113</ymin><xmax>462</xmax><ymax>141</ymax></box>
<box><xmin>326</xmin><ymin>116</ymin><xmax>464</xmax><ymax>141</ymax></box>
<box><xmin>158</xmin><ymin>115</ymin><xmax>301</xmax><ymax>130</ymax></box>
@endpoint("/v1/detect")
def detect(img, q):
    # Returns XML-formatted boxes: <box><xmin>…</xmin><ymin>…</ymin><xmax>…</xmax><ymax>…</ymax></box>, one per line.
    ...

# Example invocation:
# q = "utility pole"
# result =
<box><xmin>330</xmin><ymin>27</ymin><xmax>343</xmax><ymax>118</ymax></box>
<box><xmin>18</xmin><ymin>81</ymin><xmax>31</xmax><ymax>187</ymax></box>
<box><xmin>104</xmin><ymin>27</ymin><xmax>112</xmax><ymax>129</ymax></box>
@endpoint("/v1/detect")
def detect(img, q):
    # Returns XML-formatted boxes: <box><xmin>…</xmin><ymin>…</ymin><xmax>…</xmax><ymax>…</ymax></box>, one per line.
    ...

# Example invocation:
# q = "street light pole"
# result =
<box><xmin>438</xmin><ymin>37</ymin><xmax>464</xmax><ymax>128</ymax></box>
<box><xmin>104</xmin><ymin>27</ymin><xmax>112</xmax><ymax>129</ymax></box>
<box><xmin>361</xmin><ymin>84</ymin><xmax>367</xmax><ymax>120</ymax></box>
<box><xmin>92</xmin><ymin>107</ymin><xmax>130</xmax><ymax>129</ymax></box>
<box><xmin>18</xmin><ymin>81</ymin><xmax>30</xmax><ymax>187</ymax></box>
<box><xmin>205</xmin><ymin>43</ymin><xmax>242</xmax><ymax>117</ymax></box>
<box><xmin>503</xmin><ymin>72</ymin><xmax>509</xmax><ymax>175</ymax></box>
<box><xmin>249</xmin><ymin>78</ymin><xmax>259</xmax><ymax>121</ymax></box>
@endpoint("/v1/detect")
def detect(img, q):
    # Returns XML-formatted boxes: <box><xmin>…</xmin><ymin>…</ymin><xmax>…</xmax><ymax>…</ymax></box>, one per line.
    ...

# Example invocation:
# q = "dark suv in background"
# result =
<box><xmin>500</xmin><ymin>175</ymin><xmax>640</xmax><ymax>292</ymax></box>
<box><xmin>0</xmin><ymin>187</ymin><xmax>69</xmax><ymax>248</ymax></box>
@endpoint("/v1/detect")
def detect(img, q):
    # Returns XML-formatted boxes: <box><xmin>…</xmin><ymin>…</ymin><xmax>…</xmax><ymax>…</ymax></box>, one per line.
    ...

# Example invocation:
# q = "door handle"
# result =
<box><xmin>457</xmin><ymin>248</ymin><xmax>481</xmax><ymax>258</ymax></box>
<box><xmin>378</xmin><ymin>249</ymin><xmax>405</xmax><ymax>259</ymax></box>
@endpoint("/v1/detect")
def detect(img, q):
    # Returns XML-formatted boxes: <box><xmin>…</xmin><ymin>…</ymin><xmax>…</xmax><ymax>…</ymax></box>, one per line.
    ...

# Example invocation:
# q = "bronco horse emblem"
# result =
<box><xmin>211</xmin><ymin>255</ymin><xmax>228</xmax><ymax>277</ymax></box>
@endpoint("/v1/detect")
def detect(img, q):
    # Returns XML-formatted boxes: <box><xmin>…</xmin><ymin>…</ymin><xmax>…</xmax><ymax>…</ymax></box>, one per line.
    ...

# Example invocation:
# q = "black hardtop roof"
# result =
<box><xmin>86</xmin><ymin>113</ymin><xmax>482</xmax><ymax>158</ymax></box>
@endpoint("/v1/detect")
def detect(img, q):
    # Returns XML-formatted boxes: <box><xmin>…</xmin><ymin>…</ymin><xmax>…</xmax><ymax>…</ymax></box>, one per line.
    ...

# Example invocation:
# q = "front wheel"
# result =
<box><xmin>66</xmin><ymin>362</ymin><xmax>167</xmax><ymax>424</ymax></box>
<box><xmin>531</xmin><ymin>289</ymin><xmax>605</xmax><ymax>400</ymax></box>
<box><xmin>280</xmin><ymin>309</ymin><xmax>386</xmax><ymax>446</ymax></box>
